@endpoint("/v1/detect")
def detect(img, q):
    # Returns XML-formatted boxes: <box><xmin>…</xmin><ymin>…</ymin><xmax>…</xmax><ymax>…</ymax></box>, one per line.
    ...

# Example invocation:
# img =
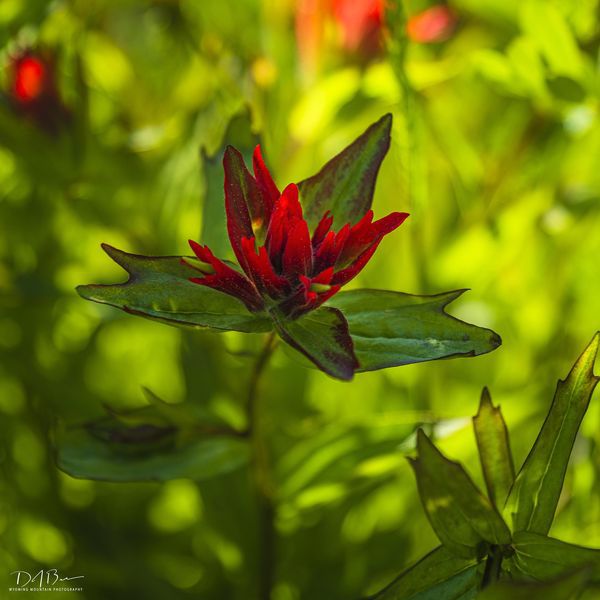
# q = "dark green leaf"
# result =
<box><xmin>411</xmin><ymin>430</ymin><xmax>511</xmax><ymax>559</ymax></box>
<box><xmin>369</xmin><ymin>545</ymin><xmax>481</xmax><ymax>600</ymax></box>
<box><xmin>297</xmin><ymin>114</ymin><xmax>392</xmax><ymax>230</ymax></box>
<box><xmin>477</xmin><ymin>567</ymin><xmax>591</xmax><ymax>600</ymax></box>
<box><xmin>55</xmin><ymin>406</ymin><xmax>249</xmax><ymax>482</ymax></box>
<box><xmin>511</xmin><ymin>531</ymin><xmax>600</xmax><ymax>583</ymax></box>
<box><xmin>505</xmin><ymin>333</ymin><xmax>600</xmax><ymax>534</ymax></box>
<box><xmin>77</xmin><ymin>244</ymin><xmax>272</xmax><ymax>333</ymax></box>
<box><xmin>546</xmin><ymin>76</ymin><xmax>586</xmax><ymax>103</ymax></box>
<box><xmin>473</xmin><ymin>388</ymin><xmax>515</xmax><ymax>508</ymax></box>
<box><xmin>328</xmin><ymin>289</ymin><xmax>501</xmax><ymax>372</ymax></box>
<box><xmin>273</xmin><ymin>307</ymin><xmax>358</xmax><ymax>381</ymax></box>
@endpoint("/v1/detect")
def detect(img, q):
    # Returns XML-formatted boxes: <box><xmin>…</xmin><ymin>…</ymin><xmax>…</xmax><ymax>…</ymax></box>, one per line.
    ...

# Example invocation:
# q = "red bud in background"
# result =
<box><xmin>8</xmin><ymin>50</ymin><xmax>70</xmax><ymax>134</ymax></box>
<box><xmin>406</xmin><ymin>5</ymin><xmax>457</xmax><ymax>44</ymax></box>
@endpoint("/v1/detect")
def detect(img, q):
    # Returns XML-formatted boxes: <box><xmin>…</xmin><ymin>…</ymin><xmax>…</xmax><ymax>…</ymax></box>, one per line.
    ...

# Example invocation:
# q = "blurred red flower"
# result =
<box><xmin>7</xmin><ymin>50</ymin><xmax>69</xmax><ymax>134</ymax></box>
<box><xmin>406</xmin><ymin>5</ymin><xmax>456</xmax><ymax>44</ymax></box>
<box><xmin>12</xmin><ymin>55</ymin><xmax>47</xmax><ymax>102</ymax></box>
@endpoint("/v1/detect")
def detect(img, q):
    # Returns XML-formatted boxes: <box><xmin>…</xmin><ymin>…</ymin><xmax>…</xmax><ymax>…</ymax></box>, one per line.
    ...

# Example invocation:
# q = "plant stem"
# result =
<box><xmin>246</xmin><ymin>332</ymin><xmax>277</xmax><ymax>600</ymax></box>
<box><xmin>481</xmin><ymin>546</ymin><xmax>503</xmax><ymax>589</ymax></box>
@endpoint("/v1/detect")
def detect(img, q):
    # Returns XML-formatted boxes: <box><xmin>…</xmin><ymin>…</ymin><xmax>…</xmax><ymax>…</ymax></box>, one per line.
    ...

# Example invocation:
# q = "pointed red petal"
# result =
<box><xmin>240</xmin><ymin>237</ymin><xmax>289</xmax><ymax>298</ymax></box>
<box><xmin>312</xmin><ymin>210</ymin><xmax>334</xmax><ymax>248</ymax></box>
<box><xmin>224</xmin><ymin>146</ymin><xmax>272</xmax><ymax>263</ymax></box>
<box><xmin>187</xmin><ymin>241</ymin><xmax>263</xmax><ymax>311</ymax></box>
<box><xmin>253</xmin><ymin>145</ymin><xmax>280</xmax><ymax>210</ymax></box>
<box><xmin>282</xmin><ymin>217</ymin><xmax>313</xmax><ymax>278</ymax></box>
<box><xmin>266</xmin><ymin>183</ymin><xmax>312</xmax><ymax>277</ymax></box>
<box><xmin>313</xmin><ymin>223</ymin><xmax>350</xmax><ymax>273</ymax></box>
<box><xmin>336</xmin><ymin>211</ymin><xmax>408</xmax><ymax>268</ymax></box>
<box><xmin>331</xmin><ymin>239</ymin><xmax>380</xmax><ymax>286</ymax></box>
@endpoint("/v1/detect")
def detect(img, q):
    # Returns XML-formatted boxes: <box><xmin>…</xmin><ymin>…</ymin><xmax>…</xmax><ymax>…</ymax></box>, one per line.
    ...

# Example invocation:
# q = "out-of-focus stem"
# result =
<box><xmin>246</xmin><ymin>331</ymin><xmax>278</xmax><ymax>600</ymax></box>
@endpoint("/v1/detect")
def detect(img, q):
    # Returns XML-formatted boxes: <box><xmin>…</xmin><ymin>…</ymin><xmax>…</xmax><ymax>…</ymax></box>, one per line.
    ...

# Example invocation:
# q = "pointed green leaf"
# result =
<box><xmin>55</xmin><ymin>407</ymin><xmax>249</xmax><ymax>482</ymax></box>
<box><xmin>298</xmin><ymin>114</ymin><xmax>392</xmax><ymax>230</ymax></box>
<box><xmin>272</xmin><ymin>307</ymin><xmax>358</xmax><ymax>381</ymax></box>
<box><xmin>511</xmin><ymin>531</ymin><xmax>600</xmax><ymax>583</ymax></box>
<box><xmin>411</xmin><ymin>430</ymin><xmax>511</xmax><ymax>559</ymax></box>
<box><xmin>328</xmin><ymin>289</ymin><xmax>502</xmax><ymax>372</ymax></box>
<box><xmin>505</xmin><ymin>333</ymin><xmax>600</xmax><ymax>534</ymax></box>
<box><xmin>478</xmin><ymin>567</ymin><xmax>591</xmax><ymax>600</ymax></box>
<box><xmin>77</xmin><ymin>244</ymin><xmax>272</xmax><ymax>333</ymax></box>
<box><xmin>369</xmin><ymin>545</ymin><xmax>481</xmax><ymax>600</ymax></box>
<box><xmin>473</xmin><ymin>388</ymin><xmax>515</xmax><ymax>509</ymax></box>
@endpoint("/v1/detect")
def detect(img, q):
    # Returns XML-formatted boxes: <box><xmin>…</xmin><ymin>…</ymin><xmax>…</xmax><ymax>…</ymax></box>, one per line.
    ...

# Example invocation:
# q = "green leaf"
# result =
<box><xmin>273</xmin><ymin>307</ymin><xmax>358</xmax><ymax>381</ymax></box>
<box><xmin>328</xmin><ymin>289</ymin><xmax>502</xmax><ymax>372</ymax></box>
<box><xmin>546</xmin><ymin>76</ymin><xmax>586</xmax><ymax>103</ymax></box>
<box><xmin>473</xmin><ymin>388</ymin><xmax>515</xmax><ymax>509</ymax></box>
<box><xmin>369</xmin><ymin>545</ymin><xmax>481</xmax><ymax>600</ymax></box>
<box><xmin>477</xmin><ymin>567</ymin><xmax>592</xmax><ymax>600</ymax></box>
<box><xmin>519</xmin><ymin>0</ymin><xmax>583</xmax><ymax>79</ymax></box>
<box><xmin>77</xmin><ymin>244</ymin><xmax>272</xmax><ymax>333</ymax></box>
<box><xmin>505</xmin><ymin>333</ymin><xmax>600</xmax><ymax>534</ymax></box>
<box><xmin>277</xmin><ymin>421</ymin><xmax>415</xmax><ymax>502</ymax></box>
<box><xmin>55</xmin><ymin>406</ymin><xmax>249</xmax><ymax>482</ymax></box>
<box><xmin>297</xmin><ymin>113</ymin><xmax>392</xmax><ymax>231</ymax></box>
<box><xmin>410</xmin><ymin>430</ymin><xmax>511</xmax><ymax>559</ymax></box>
<box><xmin>511</xmin><ymin>531</ymin><xmax>600</xmax><ymax>583</ymax></box>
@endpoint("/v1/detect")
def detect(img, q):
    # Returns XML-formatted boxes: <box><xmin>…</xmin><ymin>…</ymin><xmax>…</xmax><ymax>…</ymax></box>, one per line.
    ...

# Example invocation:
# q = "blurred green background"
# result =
<box><xmin>1</xmin><ymin>0</ymin><xmax>599</xmax><ymax>598</ymax></box>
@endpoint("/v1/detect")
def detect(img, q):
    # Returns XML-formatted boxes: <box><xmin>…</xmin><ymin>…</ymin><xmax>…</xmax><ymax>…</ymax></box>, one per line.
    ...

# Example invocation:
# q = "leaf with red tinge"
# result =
<box><xmin>505</xmin><ymin>333</ymin><xmax>600</xmax><ymax>534</ymax></box>
<box><xmin>328</xmin><ymin>289</ymin><xmax>502</xmax><ymax>372</ymax></box>
<box><xmin>273</xmin><ymin>306</ymin><xmax>359</xmax><ymax>380</ymax></box>
<box><xmin>76</xmin><ymin>244</ymin><xmax>272</xmax><ymax>333</ymax></box>
<box><xmin>298</xmin><ymin>113</ymin><xmax>392</xmax><ymax>231</ymax></box>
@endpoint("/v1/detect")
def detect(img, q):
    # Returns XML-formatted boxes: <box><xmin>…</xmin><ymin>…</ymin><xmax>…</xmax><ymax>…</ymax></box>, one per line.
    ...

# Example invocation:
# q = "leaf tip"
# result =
<box><xmin>489</xmin><ymin>330</ymin><xmax>503</xmax><ymax>350</ymax></box>
<box><xmin>100</xmin><ymin>243</ymin><xmax>133</xmax><ymax>271</ymax></box>
<box><xmin>379</xmin><ymin>112</ymin><xmax>393</xmax><ymax>131</ymax></box>
<box><xmin>416</xmin><ymin>428</ymin><xmax>430</xmax><ymax>452</ymax></box>
<box><xmin>480</xmin><ymin>386</ymin><xmax>492</xmax><ymax>406</ymax></box>
<box><xmin>569</xmin><ymin>332</ymin><xmax>600</xmax><ymax>383</ymax></box>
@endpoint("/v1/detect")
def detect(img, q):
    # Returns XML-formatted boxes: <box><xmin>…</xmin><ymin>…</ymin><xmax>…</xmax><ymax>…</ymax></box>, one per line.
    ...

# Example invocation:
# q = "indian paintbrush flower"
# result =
<box><xmin>185</xmin><ymin>145</ymin><xmax>408</xmax><ymax>319</ymax></box>
<box><xmin>77</xmin><ymin>114</ymin><xmax>501</xmax><ymax>380</ymax></box>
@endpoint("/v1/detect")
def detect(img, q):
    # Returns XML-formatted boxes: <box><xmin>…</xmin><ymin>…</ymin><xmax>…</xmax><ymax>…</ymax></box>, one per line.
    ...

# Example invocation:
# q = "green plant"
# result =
<box><xmin>369</xmin><ymin>333</ymin><xmax>600</xmax><ymax>599</ymax></box>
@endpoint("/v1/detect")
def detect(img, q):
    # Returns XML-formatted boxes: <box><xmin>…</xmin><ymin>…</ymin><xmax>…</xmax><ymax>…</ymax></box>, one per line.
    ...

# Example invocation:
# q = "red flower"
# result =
<box><xmin>331</xmin><ymin>0</ymin><xmax>384</xmax><ymax>54</ymax></box>
<box><xmin>406</xmin><ymin>5</ymin><xmax>457</xmax><ymax>44</ymax></box>
<box><xmin>12</xmin><ymin>55</ymin><xmax>47</xmax><ymax>102</ymax></box>
<box><xmin>186</xmin><ymin>146</ymin><xmax>408</xmax><ymax>318</ymax></box>
<box><xmin>8</xmin><ymin>50</ymin><xmax>70</xmax><ymax>134</ymax></box>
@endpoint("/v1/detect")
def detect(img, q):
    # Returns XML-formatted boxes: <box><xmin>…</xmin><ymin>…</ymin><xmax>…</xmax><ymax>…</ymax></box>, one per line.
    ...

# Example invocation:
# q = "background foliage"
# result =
<box><xmin>1</xmin><ymin>0</ymin><xmax>599</xmax><ymax>598</ymax></box>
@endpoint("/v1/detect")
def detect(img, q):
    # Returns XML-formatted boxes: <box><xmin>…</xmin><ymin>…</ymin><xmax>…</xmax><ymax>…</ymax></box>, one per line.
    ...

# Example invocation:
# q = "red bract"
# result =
<box><xmin>186</xmin><ymin>146</ymin><xmax>408</xmax><ymax>319</ymax></box>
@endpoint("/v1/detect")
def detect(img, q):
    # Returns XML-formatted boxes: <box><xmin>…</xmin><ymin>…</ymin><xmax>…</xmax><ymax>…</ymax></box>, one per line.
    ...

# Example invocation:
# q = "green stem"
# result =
<box><xmin>246</xmin><ymin>331</ymin><xmax>277</xmax><ymax>600</ymax></box>
<box><xmin>481</xmin><ymin>546</ymin><xmax>503</xmax><ymax>589</ymax></box>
